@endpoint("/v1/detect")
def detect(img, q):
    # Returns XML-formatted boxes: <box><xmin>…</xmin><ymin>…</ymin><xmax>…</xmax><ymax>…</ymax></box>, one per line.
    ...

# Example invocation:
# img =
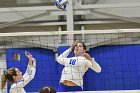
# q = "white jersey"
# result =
<box><xmin>10</xmin><ymin>58</ymin><xmax>36</xmax><ymax>93</ymax></box>
<box><xmin>57</xmin><ymin>48</ymin><xmax>101</xmax><ymax>87</ymax></box>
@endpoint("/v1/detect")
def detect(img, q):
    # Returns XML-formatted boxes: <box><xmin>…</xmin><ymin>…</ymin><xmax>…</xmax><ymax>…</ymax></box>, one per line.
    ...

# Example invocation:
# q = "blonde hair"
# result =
<box><xmin>1</xmin><ymin>68</ymin><xmax>17</xmax><ymax>90</ymax></box>
<box><xmin>1</xmin><ymin>72</ymin><xmax>7</xmax><ymax>89</ymax></box>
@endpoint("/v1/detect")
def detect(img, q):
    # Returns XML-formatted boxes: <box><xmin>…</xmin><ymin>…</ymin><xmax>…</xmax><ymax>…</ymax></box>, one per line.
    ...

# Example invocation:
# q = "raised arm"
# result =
<box><xmin>84</xmin><ymin>53</ymin><xmax>101</xmax><ymax>73</ymax></box>
<box><xmin>57</xmin><ymin>41</ymin><xmax>77</xmax><ymax>65</ymax></box>
<box><xmin>56</xmin><ymin>48</ymin><xmax>72</xmax><ymax>65</ymax></box>
<box><xmin>12</xmin><ymin>51</ymin><xmax>36</xmax><ymax>88</ymax></box>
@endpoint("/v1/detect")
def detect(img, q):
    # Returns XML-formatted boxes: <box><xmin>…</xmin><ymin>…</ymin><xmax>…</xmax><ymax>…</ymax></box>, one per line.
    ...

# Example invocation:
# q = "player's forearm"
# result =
<box><xmin>92</xmin><ymin>61</ymin><xmax>101</xmax><ymax>73</ymax></box>
<box><xmin>24</xmin><ymin>61</ymin><xmax>36</xmax><ymax>83</ymax></box>
<box><xmin>26</xmin><ymin>58</ymin><xmax>36</xmax><ymax>74</ymax></box>
<box><xmin>59</xmin><ymin>48</ymin><xmax>72</xmax><ymax>58</ymax></box>
<box><xmin>90</xmin><ymin>59</ymin><xmax>101</xmax><ymax>73</ymax></box>
<box><xmin>28</xmin><ymin>58</ymin><xmax>36</xmax><ymax>67</ymax></box>
<box><xmin>57</xmin><ymin>48</ymin><xmax>72</xmax><ymax>64</ymax></box>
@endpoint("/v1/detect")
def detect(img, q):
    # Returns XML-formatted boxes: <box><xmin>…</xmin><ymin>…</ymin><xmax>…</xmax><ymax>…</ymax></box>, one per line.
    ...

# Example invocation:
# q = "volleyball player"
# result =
<box><xmin>39</xmin><ymin>86</ymin><xmax>56</xmax><ymax>93</ymax></box>
<box><xmin>57</xmin><ymin>41</ymin><xmax>101</xmax><ymax>92</ymax></box>
<box><xmin>1</xmin><ymin>51</ymin><xmax>36</xmax><ymax>93</ymax></box>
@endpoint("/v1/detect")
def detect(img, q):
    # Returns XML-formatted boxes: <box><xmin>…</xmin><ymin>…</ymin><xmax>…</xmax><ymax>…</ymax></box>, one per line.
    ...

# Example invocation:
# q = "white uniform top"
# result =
<box><xmin>57</xmin><ymin>48</ymin><xmax>101</xmax><ymax>88</ymax></box>
<box><xmin>10</xmin><ymin>58</ymin><xmax>36</xmax><ymax>93</ymax></box>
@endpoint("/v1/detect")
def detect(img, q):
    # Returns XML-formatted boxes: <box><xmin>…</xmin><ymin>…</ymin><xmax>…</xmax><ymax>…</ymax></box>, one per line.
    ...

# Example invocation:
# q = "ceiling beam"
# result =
<box><xmin>0</xmin><ymin>6</ymin><xmax>57</xmax><ymax>13</ymax></box>
<box><xmin>0</xmin><ymin>11</ymin><xmax>50</xmax><ymax>29</ymax></box>
<box><xmin>7</xmin><ymin>20</ymin><xmax>125</xmax><ymax>27</ymax></box>
<box><xmin>0</xmin><ymin>3</ymin><xmax>140</xmax><ymax>13</ymax></box>
<box><xmin>91</xmin><ymin>10</ymin><xmax>140</xmax><ymax>24</ymax></box>
<box><xmin>77</xmin><ymin>3</ymin><xmax>140</xmax><ymax>9</ymax></box>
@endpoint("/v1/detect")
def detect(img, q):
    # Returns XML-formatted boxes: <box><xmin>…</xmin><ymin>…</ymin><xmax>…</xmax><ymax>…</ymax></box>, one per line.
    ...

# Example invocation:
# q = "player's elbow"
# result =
<box><xmin>29</xmin><ymin>73</ymin><xmax>35</xmax><ymax>80</ymax></box>
<box><xmin>56</xmin><ymin>58</ymin><xmax>61</xmax><ymax>63</ymax></box>
<box><xmin>29</xmin><ymin>76</ymin><xmax>34</xmax><ymax>80</ymax></box>
<box><xmin>56</xmin><ymin>58</ymin><xmax>64</xmax><ymax>65</ymax></box>
<box><xmin>29</xmin><ymin>69</ymin><xmax>36</xmax><ymax>79</ymax></box>
<box><xmin>96</xmin><ymin>67</ymin><xmax>101</xmax><ymax>73</ymax></box>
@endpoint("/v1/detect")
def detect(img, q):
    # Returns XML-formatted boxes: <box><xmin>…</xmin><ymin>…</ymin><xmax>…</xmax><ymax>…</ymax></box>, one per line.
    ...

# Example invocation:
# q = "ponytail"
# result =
<box><xmin>1</xmin><ymin>71</ymin><xmax>7</xmax><ymax>90</ymax></box>
<box><xmin>1</xmin><ymin>68</ymin><xmax>17</xmax><ymax>90</ymax></box>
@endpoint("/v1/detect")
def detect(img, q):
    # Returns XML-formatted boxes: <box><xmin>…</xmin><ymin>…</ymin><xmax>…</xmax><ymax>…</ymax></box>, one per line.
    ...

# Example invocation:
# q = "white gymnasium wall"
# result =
<box><xmin>0</xmin><ymin>53</ymin><xmax>7</xmax><ymax>93</ymax></box>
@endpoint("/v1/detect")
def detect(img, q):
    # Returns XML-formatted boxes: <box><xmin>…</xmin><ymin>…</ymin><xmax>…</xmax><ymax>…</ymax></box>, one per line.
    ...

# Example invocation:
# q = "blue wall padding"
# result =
<box><xmin>6</xmin><ymin>45</ymin><xmax>140</xmax><ymax>92</ymax></box>
<box><xmin>83</xmin><ymin>45</ymin><xmax>140</xmax><ymax>90</ymax></box>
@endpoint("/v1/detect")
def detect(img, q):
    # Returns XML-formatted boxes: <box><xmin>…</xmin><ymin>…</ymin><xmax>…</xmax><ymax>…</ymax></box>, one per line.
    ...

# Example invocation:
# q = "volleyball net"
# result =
<box><xmin>0</xmin><ymin>29</ymin><xmax>140</xmax><ymax>93</ymax></box>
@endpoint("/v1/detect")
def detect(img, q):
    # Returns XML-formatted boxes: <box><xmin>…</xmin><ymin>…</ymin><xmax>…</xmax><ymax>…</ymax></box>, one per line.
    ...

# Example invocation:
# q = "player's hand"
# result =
<box><xmin>25</xmin><ymin>51</ymin><xmax>35</xmax><ymax>66</ymax></box>
<box><xmin>71</xmin><ymin>41</ymin><xmax>78</xmax><ymax>51</ymax></box>
<box><xmin>25</xmin><ymin>51</ymin><xmax>32</xmax><ymax>59</ymax></box>
<box><xmin>83</xmin><ymin>53</ymin><xmax>92</xmax><ymax>61</ymax></box>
